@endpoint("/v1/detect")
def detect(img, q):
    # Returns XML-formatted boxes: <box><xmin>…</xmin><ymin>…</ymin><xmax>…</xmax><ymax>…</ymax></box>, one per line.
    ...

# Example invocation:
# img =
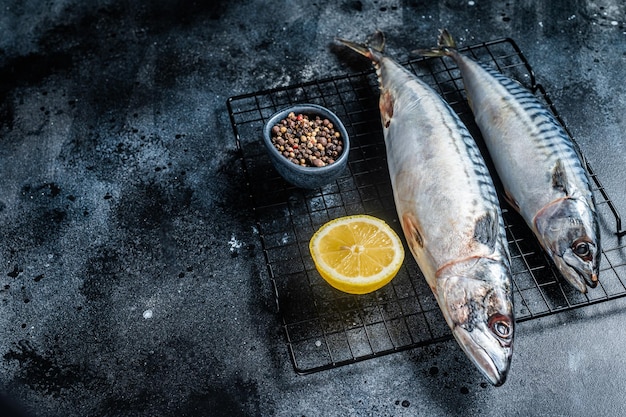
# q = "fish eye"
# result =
<box><xmin>488</xmin><ymin>314</ymin><xmax>512</xmax><ymax>340</ymax></box>
<box><xmin>574</xmin><ymin>242</ymin><xmax>589</xmax><ymax>256</ymax></box>
<box><xmin>572</xmin><ymin>239</ymin><xmax>591</xmax><ymax>260</ymax></box>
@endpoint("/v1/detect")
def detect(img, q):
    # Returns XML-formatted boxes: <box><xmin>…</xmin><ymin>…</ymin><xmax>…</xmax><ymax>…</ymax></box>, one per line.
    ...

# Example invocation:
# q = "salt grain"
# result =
<box><xmin>229</xmin><ymin>235</ymin><xmax>243</xmax><ymax>252</ymax></box>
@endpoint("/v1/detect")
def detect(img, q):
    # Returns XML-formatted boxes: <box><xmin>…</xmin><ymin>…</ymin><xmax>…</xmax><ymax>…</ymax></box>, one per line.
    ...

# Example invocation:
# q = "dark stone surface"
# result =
<box><xmin>1</xmin><ymin>1</ymin><xmax>625</xmax><ymax>416</ymax></box>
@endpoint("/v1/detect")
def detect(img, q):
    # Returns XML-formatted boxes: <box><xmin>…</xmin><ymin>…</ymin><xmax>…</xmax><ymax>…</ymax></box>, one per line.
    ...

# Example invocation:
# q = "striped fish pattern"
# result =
<box><xmin>337</xmin><ymin>31</ymin><xmax>514</xmax><ymax>386</ymax></box>
<box><xmin>418</xmin><ymin>29</ymin><xmax>600</xmax><ymax>293</ymax></box>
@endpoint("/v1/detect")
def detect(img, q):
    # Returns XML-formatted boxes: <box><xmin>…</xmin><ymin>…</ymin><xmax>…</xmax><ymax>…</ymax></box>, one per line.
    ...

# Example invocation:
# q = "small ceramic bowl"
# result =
<box><xmin>262</xmin><ymin>104</ymin><xmax>350</xmax><ymax>189</ymax></box>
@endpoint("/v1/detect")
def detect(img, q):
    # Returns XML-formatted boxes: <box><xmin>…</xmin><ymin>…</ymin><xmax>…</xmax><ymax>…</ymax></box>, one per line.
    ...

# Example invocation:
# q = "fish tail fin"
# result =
<box><xmin>414</xmin><ymin>28</ymin><xmax>457</xmax><ymax>57</ymax></box>
<box><xmin>336</xmin><ymin>30</ymin><xmax>385</xmax><ymax>61</ymax></box>
<box><xmin>437</xmin><ymin>28</ymin><xmax>456</xmax><ymax>50</ymax></box>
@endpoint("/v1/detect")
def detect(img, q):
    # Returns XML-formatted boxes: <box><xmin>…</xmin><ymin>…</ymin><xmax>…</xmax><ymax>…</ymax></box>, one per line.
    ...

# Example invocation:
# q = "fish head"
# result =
<box><xmin>437</xmin><ymin>257</ymin><xmax>514</xmax><ymax>386</ymax></box>
<box><xmin>534</xmin><ymin>197</ymin><xmax>600</xmax><ymax>293</ymax></box>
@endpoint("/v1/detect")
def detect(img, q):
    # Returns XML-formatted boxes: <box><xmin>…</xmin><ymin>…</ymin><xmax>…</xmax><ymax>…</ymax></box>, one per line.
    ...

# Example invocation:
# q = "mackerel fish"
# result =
<box><xmin>417</xmin><ymin>30</ymin><xmax>600</xmax><ymax>293</ymax></box>
<box><xmin>337</xmin><ymin>31</ymin><xmax>514</xmax><ymax>386</ymax></box>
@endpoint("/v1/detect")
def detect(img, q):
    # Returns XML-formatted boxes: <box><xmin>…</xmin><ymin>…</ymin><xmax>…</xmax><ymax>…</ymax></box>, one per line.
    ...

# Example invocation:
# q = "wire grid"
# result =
<box><xmin>227</xmin><ymin>38</ymin><xmax>626</xmax><ymax>374</ymax></box>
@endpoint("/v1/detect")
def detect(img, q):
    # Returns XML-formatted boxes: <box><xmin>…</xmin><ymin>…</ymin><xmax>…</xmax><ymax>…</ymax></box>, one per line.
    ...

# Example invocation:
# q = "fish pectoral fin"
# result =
<box><xmin>551</xmin><ymin>159</ymin><xmax>570</xmax><ymax>196</ymax></box>
<box><xmin>467</xmin><ymin>94</ymin><xmax>474</xmax><ymax>113</ymax></box>
<box><xmin>380</xmin><ymin>89</ymin><xmax>394</xmax><ymax>128</ymax></box>
<box><xmin>402</xmin><ymin>212</ymin><xmax>424</xmax><ymax>252</ymax></box>
<box><xmin>503</xmin><ymin>190</ymin><xmax>520</xmax><ymax>212</ymax></box>
<box><xmin>473</xmin><ymin>210</ymin><xmax>499</xmax><ymax>251</ymax></box>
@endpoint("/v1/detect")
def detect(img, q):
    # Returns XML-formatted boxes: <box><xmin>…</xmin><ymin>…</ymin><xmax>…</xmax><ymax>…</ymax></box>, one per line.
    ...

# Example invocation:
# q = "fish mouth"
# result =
<box><xmin>562</xmin><ymin>269</ymin><xmax>598</xmax><ymax>293</ymax></box>
<box><xmin>581</xmin><ymin>270</ymin><xmax>599</xmax><ymax>289</ymax></box>
<box><xmin>452</xmin><ymin>325</ymin><xmax>512</xmax><ymax>386</ymax></box>
<box><xmin>559</xmin><ymin>267</ymin><xmax>589</xmax><ymax>293</ymax></box>
<box><xmin>553</xmin><ymin>255</ymin><xmax>598</xmax><ymax>293</ymax></box>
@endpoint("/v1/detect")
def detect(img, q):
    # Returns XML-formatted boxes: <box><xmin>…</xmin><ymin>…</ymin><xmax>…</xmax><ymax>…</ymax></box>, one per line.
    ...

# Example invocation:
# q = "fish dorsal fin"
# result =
<box><xmin>504</xmin><ymin>189</ymin><xmax>520</xmax><ymax>213</ymax></box>
<box><xmin>473</xmin><ymin>210</ymin><xmax>499</xmax><ymax>251</ymax></box>
<box><xmin>551</xmin><ymin>159</ymin><xmax>569</xmax><ymax>195</ymax></box>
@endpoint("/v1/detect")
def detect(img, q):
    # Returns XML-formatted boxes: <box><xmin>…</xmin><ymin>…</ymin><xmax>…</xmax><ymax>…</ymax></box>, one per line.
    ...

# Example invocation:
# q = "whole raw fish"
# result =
<box><xmin>337</xmin><ymin>31</ymin><xmax>514</xmax><ymax>386</ymax></box>
<box><xmin>417</xmin><ymin>30</ymin><xmax>600</xmax><ymax>293</ymax></box>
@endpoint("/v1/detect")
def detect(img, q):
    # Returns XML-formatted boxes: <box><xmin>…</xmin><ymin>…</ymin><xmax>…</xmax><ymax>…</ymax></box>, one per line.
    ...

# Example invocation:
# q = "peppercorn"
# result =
<box><xmin>270</xmin><ymin>112</ymin><xmax>344</xmax><ymax>168</ymax></box>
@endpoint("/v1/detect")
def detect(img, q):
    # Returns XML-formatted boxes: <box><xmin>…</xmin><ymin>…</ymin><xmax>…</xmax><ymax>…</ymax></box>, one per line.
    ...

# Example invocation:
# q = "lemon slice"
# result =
<box><xmin>309</xmin><ymin>215</ymin><xmax>405</xmax><ymax>294</ymax></box>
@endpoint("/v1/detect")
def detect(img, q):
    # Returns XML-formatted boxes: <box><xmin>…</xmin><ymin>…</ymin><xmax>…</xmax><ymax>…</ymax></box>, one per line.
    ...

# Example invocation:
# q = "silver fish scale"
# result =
<box><xmin>347</xmin><ymin>37</ymin><xmax>516</xmax><ymax>386</ymax></box>
<box><xmin>380</xmin><ymin>57</ymin><xmax>509</xmax><ymax>271</ymax></box>
<box><xmin>478</xmin><ymin>64</ymin><xmax>588</xmax><ymax>183</ymax></box>
<box><xmin>449</xmin><ymin>47</ymin><xmax>600</xmax><ymax>294</ymax></box>
<box><xmin>455</xmin><ymin>112</ymin><xmax>501</xmax><ymax>209</ymax></box>
<box><xmin>388</xmin><ymin>58</ymin><xmax>501</xmax><ymax>212</ymax></box>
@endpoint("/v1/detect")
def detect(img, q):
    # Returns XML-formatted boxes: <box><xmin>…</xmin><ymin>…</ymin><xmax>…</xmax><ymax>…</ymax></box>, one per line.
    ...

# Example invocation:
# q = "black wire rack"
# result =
<box><xmin>227</xmin><ymin>37</ymin><xmax>626</xmax><ymax>374</ymax></box>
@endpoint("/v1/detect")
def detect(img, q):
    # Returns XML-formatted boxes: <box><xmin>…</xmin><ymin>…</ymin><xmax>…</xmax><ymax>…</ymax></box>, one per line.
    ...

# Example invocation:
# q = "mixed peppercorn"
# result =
<box><xmin>270</xmin><ymin>112</ymin><xmax>344</xmax><ymax>168</ymax></box>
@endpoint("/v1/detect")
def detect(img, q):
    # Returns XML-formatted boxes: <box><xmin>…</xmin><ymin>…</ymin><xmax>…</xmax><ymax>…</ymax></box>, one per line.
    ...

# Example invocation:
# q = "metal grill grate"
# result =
<box><xmin>227</xmin><ymin>38</ymin><xmax>626</xmax><ymax>374</ymax></box>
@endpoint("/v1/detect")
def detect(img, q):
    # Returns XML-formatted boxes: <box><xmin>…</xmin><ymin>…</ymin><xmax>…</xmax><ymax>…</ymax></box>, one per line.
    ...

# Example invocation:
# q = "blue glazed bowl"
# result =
<box><xmin>262</xmin><ymin>104</ymin><xmax>350</xmax><ymax>189</ymax></box>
